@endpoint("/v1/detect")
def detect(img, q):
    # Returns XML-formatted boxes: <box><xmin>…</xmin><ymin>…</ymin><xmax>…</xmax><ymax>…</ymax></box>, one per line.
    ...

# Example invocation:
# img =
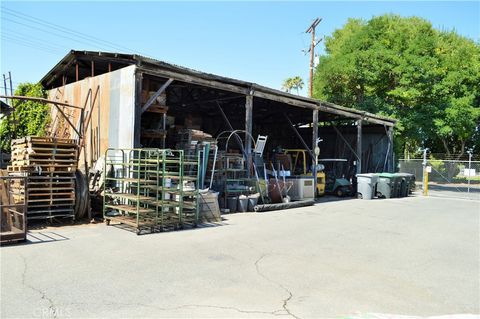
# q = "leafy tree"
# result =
<box><xmin>0</xmin><ymin>82</ymin><xmax>49</xmax><ymax>151</ymax></box>
<box><xmin>282</xmin><ymin>76</ymin><xmax>304</xmax><ymax>95</ymax></box>
<box><xmin>313</xmin><ymin>14</ymin><xmax>480</xmax><ymax>157</ymax></box>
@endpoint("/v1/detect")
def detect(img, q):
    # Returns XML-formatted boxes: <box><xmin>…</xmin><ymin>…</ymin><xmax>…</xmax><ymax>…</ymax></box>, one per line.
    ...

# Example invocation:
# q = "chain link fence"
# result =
<box><xmin>398</xmin><ymin>156</ymin><xmax>480</xmax><ymax>200</ymax></box>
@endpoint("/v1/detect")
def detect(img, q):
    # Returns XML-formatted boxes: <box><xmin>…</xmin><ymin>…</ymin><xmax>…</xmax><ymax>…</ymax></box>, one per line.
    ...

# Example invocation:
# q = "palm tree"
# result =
<box><xmin>290</xmin><ymin>76</ymin><xmax>304</xmax><ymax>95</ymax></box>
<box><xmin>282</xmin><ymin>78</ymin><xmax>294</xmax><ymax>93</ymax></box>
<box><xmin>281</xmin><ymin>76</ymin><xmax>304</xmax><ymax>95</ymax></box>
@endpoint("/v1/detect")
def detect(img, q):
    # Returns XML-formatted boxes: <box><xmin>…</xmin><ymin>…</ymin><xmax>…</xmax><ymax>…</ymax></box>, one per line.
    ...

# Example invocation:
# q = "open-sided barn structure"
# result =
<box><xmin>41</xmin><ymin>50</ymin><xmax>395</xmax><ymax>180</ymax></box>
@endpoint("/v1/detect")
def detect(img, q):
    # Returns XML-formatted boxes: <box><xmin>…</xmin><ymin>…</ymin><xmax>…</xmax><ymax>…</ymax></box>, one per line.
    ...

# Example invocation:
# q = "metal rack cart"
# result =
<box><xmin>103</xmin><ymin>148</ymin><xmax>200</xmax><ymax>234</ymax></box>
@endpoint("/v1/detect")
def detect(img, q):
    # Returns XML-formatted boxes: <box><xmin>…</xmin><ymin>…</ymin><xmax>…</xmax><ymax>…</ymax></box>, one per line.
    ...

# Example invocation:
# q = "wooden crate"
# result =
<box><xmin>1</xmin><ymin>172</ymin><xmax>27</xmax><ymax>244</ymax></box>
<box><xmin>199</xmin><ymin>192</ymin><xmax>221</xmax><ymax>222</ymax></box>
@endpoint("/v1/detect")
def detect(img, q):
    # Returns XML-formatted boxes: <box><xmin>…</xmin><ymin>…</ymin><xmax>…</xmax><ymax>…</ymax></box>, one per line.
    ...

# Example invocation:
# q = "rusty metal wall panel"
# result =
<box><xmin>47</xmin><ymin>65</ymin><xmax>136</xmax><ymax>168</ymax></box>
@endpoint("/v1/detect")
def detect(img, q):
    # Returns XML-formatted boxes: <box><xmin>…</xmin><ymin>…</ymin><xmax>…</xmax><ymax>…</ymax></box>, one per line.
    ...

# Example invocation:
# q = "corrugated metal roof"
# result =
<box><xmin>40</xmin><ymin>50</ymin><xmax>396</xmax><ymax>125</ymax></box>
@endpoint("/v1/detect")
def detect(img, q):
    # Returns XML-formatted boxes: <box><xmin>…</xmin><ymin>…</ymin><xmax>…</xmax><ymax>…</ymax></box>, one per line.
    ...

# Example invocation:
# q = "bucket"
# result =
<box><xmin>247</xmin><ymin>193</ymin><xmax>260</xmax><ymax>212</ymax></box>
<box><xmin>237</xmin><ymin>195</ymin><xmax>248</xmax><ymax>212</ymax></box>
<box><xmin>227</xmin><ymin>196</ymin><xmax>238</xmax><ymax>213</ymax></box>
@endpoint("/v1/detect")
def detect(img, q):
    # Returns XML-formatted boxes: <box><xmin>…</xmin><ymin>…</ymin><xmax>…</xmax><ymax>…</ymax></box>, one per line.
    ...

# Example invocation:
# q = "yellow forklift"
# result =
<box><xmin>283</xmin><ymin>149</ymin><xmax>325</xmax><ymax>196</ymax></box>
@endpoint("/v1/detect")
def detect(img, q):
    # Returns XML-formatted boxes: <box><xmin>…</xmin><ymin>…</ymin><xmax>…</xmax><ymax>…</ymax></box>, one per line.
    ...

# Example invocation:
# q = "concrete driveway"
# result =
<box><xmin>1</xmin><ymin>196</ymin><xmax>479</xmax><ymax>318</ymax></box>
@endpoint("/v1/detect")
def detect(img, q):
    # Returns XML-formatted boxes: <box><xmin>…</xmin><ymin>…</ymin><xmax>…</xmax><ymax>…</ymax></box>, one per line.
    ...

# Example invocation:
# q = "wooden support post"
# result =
<box><xmin>75</xmin><ymin>63</ymin><xmax>79</xmax><ymax>81</ymax></box>
<box><xmin>356</xmin><ymin>120</ymin><xmax>362</xmax><ymax>174</ymax></box>
<box><xmin>387</xmin><ymin>126</ymin><xmax>394</xmax><ymax>172</ymax></box>
<box><xmin>91</xmin><ymin>61</ymin><xmax>94</xmax><ymax>77</ymax></box>
<box><xmin>312</xmin><ymin>109</ymin><xmax>319</xmax><ymax>195</ymax></box>
<box><xmin>134</xmin><ymin>71</ymin><xmax>143</xmax><ymax>147</ymax></box>
<box><xmin>162</xmin><ymin>113</ymin><xmax>167</xmax><ymax>149</ymax></box>
<box><xmin>245</xmin><ymin>94</ymin><xmax>253</xmax><ymax>177</ymax></box>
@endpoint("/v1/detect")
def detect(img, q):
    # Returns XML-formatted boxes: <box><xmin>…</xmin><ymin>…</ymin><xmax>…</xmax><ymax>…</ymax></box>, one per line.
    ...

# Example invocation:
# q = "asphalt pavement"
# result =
<box><xmin>1</xmin><ymin>195</ymin><xmax>479</xmax><ymax>318</ymax></box>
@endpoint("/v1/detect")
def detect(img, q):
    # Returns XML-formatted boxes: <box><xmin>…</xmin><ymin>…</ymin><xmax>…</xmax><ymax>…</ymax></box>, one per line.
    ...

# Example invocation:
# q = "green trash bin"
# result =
<box><xmin>375</xmin><ymin>173</ymin><xmax>400</xmax><ymax>198</ymax></box>
<box><xmin>376</xmin><ymin>173</ymin><xmax>395</xmax><ymax>198</ymax></box>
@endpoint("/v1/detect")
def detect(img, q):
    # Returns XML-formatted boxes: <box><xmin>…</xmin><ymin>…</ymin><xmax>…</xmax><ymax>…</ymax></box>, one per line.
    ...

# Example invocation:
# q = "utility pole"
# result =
<box><xmin>2</xmin><ymin>74</ymin><xmax>8</xmax><ymax>103</ymax></box>
<box><xmin>8</xmin><ymin>71</ymin><xmax>13</xmax><ymax>98</ymax></box>
<box><xmin>2</xmin><ymin>72</ymin><xmax>14</xmax><ymax>106</ymax></box>
<box><xmin>306</xmin><ymin>18</ymin><xmax>322</xmax><ymax>98</ymax></box>
<box><xmin>2</xmin><ymin>72</ymin><xmax>16</xmax><ymax>138</ymax></box>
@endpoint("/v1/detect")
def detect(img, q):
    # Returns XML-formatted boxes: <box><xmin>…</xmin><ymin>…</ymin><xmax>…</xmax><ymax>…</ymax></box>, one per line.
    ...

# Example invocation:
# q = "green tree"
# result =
<box><xmin>0</xmin><ymin>82</ymin><xmax>49</xmax><ymax>151</ymax></box>
<box><xmin>314</xmin><ymin>14</ymin><xmax>480</xmax><ymax>157</ymax></box>
<box><xmin>282</xmin><ymin>76</ymin><xmax>304</xmax><ymax>95</ymax></box>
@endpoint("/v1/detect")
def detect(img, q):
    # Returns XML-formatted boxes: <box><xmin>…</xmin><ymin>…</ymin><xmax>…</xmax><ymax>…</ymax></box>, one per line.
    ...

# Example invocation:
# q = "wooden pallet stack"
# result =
<box><xmin>8</xmin><ymin>137</ymin><xmax>78</xmax><ymax>222</ymax></box>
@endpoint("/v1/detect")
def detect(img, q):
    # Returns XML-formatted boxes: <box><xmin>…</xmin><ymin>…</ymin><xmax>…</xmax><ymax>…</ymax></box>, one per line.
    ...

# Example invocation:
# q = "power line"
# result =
<box><xmin>2</xmin><ymin>32</ymin><xmax>66</xmax><ymax>53</ymax></box>
<box><xmin>1</xmin><ymin>6</ymin><xmax>150</xmax><ymax>56</ymax></box>
<box><xmin>1</xmin><ymin>33</ymin><xmax>64</xmax><ymax>54</ymax></box>
<box><xmin>1</xmin><ymin>35</ymin><xmax>63</xmax><ymax>55</ymax></box>
<box><xmin>3</xmin><ymin>28</ymin><xmax>67</xmax><ymax>51</ymax></box>
<box><xmin>2</xmin><ymin>7</ymin><xmax>131</xmax><ymax>50</ymax></box>
<box><xmin>2</xmin><ymin>16</ymin><xmax>112</xmax><ymax>51</ymax></box>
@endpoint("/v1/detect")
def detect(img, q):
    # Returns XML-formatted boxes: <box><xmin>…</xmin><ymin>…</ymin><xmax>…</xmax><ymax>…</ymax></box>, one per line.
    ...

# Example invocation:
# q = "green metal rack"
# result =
<box><xmin>103</xmin><ymin>148</ymin><xmax>200</xmax><ymax>234</ymax></box>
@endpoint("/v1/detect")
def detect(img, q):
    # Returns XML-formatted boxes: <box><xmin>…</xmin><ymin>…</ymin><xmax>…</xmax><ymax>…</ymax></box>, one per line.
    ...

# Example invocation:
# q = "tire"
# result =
<box><xmin>74</xmin><ymin>170</ymin><xmax>89</xmax><ymax>220</ymax></box>
<box><xmin>357</xmin><ymin>193</ymin><xmax>363</xmax><ymax>199</ymax></box>
<box><xmin>336</xmin><ymin>188</ymin><xmax>344</xmax><ymax>197</ymax></box>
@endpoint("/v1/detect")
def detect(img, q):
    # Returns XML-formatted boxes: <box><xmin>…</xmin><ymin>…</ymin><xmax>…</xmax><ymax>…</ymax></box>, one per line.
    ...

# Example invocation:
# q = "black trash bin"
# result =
<box><xmin>394</xmin><ymin>173</ymin><xmax>408</xmax><ymax>197</ymax></box>
<box><xmin>396</xmin><ymin>173</ymin><xmax>415</xmax><ymax>196</ymax></box>
<box><xmin>375</xmin><ymin>173</ymin><xmax>398</xmax><ymax>198</ymax></box>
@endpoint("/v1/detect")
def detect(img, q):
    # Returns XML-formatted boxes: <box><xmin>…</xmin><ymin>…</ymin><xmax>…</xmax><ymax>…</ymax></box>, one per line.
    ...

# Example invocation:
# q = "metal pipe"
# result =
<box><xmin>312</xmin><ymin>109</ymin><xmax>319</xmax><ymax>193</ymax></box>
<box><xmin>422</xmin><ymin>148</ymin><xmax>429</xmax><ymax>196</ymax></box>
<box><xmin>254</xmin><ymin>199</ymin><xmax>315</xmax><ymax>212</ymax></box>
<box><xmin>53</xmin><ymin>103</ymin><xmax>82</xmax><ymax>138</ymax></box>
<box><xmin>215</xmin><ymin>102</ymin><xmax>246</xmax><ymax>157</ymax></box>
<box><xmin>283</xmin><ymin>113</ymin><xmax>315</xmax><ymax>160</ymax></box>
<box><xmin>467</xmin><ymin>150</ymin><xmax>472</xmax><ymax>194</ymax></box>
<box><xmin>331</xmin><ymin>125</ymin><xmax>360</xmax><ymax>161</ymax></box>
<box><xmin>209</xmin><ymin>146</ymin><xmax>218</xmax><ymax>190</ymax></box>
<box><xmin>141</xmin><ymin>78</ymin><xmax>173</xmax><ymax>114</ymax></box>
<box><xmin>356</xmin><ymin>120</ymin><xmax>362</xmax><ymax>174</ymax></box>
<box><xmin>245</xmin><ymin>95</ymin><xmax>253</xmax><ymax>177</ymax></box>
<box><xmin>0</xmin><ymin>95</ymin><xmax>82</xmax><ymax>109</ymax></box>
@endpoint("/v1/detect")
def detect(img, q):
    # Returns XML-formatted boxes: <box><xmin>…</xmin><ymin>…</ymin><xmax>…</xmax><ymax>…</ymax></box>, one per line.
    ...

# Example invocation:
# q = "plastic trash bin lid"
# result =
<box><xmin>357</xmin><ymin>173</ymin><xmax>378</xmax><ymax>183</ymax></box>
<box><xmin>378</xmin><ymin>173</ymin><xmax>396</xmax><ymax>178</ymax></box>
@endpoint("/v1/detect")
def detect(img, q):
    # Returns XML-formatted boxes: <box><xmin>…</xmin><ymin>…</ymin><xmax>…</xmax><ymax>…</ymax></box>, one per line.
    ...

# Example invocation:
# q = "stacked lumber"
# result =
<box><xmin>8</xmin><ymin>137</ymin><xmax>77</xmax><ymax>221</ymax></box>
<box><xmin>175</xmin><ymin>129</ymin><xmax>217</xmax><ymax>153</ymax></box>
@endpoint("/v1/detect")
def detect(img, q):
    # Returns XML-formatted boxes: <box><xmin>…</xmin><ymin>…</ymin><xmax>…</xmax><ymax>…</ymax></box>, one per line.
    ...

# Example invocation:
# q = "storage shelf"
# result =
<box><xmin>103</xmin><ymin>148</ymin><xmax>200</xmax><ymax>234</ymax></box>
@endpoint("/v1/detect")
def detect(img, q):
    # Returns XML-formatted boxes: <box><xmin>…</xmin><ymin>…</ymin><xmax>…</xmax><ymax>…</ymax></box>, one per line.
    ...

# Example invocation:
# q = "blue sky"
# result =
<box><xmin>1</xmin><ymin>1</ymin><xmax>479</xmax><ymax>96</ymax></box>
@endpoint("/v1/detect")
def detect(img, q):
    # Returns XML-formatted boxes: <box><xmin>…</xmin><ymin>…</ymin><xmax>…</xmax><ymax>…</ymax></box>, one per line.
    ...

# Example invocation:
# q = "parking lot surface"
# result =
<box><xmin>1</xmin><ymin>195</ymin><xmax>479</xmax><ymax>318</ymax></box>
